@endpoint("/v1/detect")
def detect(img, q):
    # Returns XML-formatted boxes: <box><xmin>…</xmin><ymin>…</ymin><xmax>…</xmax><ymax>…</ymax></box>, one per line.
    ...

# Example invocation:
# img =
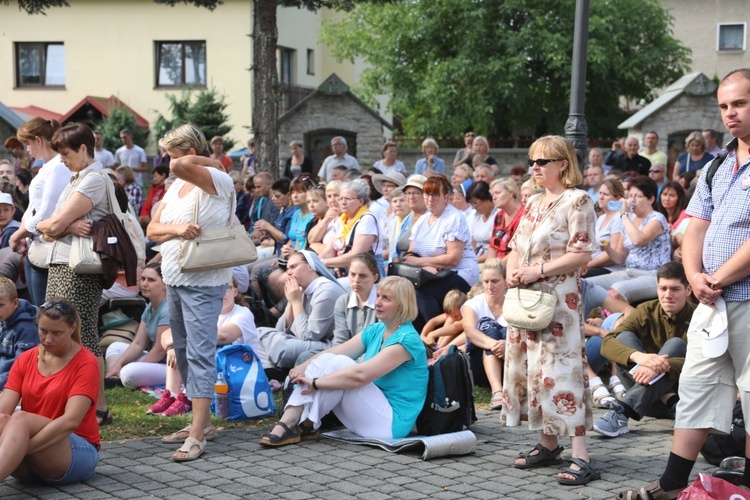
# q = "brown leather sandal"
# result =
<box><xmin>617</xmin><ymin>480</ymin><xmax>683</xmax><ymax>500</ymax></box>
<box><xmin>258</xmin><ymin>422</ymin><xmax>300</xmax><ymax>447</ymax></box>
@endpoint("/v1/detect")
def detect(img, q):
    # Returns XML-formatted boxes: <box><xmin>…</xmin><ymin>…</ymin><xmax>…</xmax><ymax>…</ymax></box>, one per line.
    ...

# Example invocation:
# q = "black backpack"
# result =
<box><xmin>416</xmin><ymin>345</ymin><xmax>477</xmax><ymax>436</ymax></box>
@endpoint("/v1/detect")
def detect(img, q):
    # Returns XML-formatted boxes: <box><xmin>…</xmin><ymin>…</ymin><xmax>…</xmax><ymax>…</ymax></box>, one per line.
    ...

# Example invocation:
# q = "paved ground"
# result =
<box><xmin>0</xmin><ymin>407</ymin><xmax>715</xmax><ymax>500</ymax></box>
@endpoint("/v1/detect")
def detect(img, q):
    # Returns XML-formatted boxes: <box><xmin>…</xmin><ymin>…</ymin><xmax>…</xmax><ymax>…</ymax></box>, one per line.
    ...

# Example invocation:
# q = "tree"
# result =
<box><xmin>320</xmin><ymin>0</ymin><xmax>691</xmax><ymax>139</ymax></box>
<box><xmin>154</xmin><ymin>88</ymin><xmax>235</xmax><ymax>150</ymax></box>
<box><xmin>98</xmin><ymin>107</ymin><xmax>150</xmax><ymax>153</ymax></box>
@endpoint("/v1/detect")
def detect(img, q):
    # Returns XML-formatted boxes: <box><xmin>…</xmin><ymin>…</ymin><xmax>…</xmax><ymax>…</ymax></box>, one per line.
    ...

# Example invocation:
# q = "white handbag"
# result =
<box><xmin>27</xmin><ymin>240</ymin><xmax>53</xmax><ymax>269</ymax></box>
<box><xmin>178</xmin><ymin>193</ymin><xmax>258</xmax><ymax>272</ymax></box>
<box><xmin>504</xmin><ymin>287</ymin><xmax>557</xmax><ymax>331</ymax></box>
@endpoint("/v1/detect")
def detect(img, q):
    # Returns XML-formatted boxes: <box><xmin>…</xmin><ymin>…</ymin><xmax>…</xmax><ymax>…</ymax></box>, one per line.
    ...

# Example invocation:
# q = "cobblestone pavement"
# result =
<box><xmin>0</xmin><ymin>407</ymin><xmax>715</xmax><ymax>499</ymax></box>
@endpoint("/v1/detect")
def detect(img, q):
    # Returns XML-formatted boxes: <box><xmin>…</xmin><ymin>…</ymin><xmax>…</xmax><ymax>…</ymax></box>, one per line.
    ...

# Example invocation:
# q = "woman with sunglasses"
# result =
<box><xmin>505</xmin><ymin>136</ymin><xmax>599</xmax><ymax>486</ymax></box>
<box><xmin>586</xmin><ymin>176</ymin><xmax>670</xmax><ymax>304</ymax></box>
<box><xmin>0</xmin><ymin>299</ymin><xmax>99</xmax><ymax>485</ymax></box>
<box><xmin>146</xmin><ymin>124</ymin><xmax>234</xmax><ymax>462</ymax></box>
<box><xmin>485</xmin><ymin>178</ymin><xmax>525</xmax><ymax>261</ymax></box>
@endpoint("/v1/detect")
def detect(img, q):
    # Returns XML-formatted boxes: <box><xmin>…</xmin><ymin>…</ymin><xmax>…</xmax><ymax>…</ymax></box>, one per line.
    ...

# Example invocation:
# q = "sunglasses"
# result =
<box><xmin>648</xmin><ymin>169</ymin><xmax>663</xmax><ymax>174</ymax></box>
<box><xmin>40</xmin><ymin>301</ymin><xmax>72</xmax><ymax>315</ymax></box>
<box><xmin>527</xmin><ymin>158</ymin><xmax>564</xmax><ymax>167</ymax></box>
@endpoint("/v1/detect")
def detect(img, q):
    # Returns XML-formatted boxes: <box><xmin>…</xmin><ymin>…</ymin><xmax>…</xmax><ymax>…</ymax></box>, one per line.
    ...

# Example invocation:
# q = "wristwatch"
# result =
<box><xmin>540</xmin><ymin>263</ymin><xmax>546</xmax><ymax>279</ymax></box>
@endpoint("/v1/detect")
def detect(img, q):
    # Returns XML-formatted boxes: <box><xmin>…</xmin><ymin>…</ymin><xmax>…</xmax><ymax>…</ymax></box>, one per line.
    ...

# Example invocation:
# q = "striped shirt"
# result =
<box><xmin>686</xmin><ymin>138</ymin><xmax>750</xmax><ymax>301</ymax></box>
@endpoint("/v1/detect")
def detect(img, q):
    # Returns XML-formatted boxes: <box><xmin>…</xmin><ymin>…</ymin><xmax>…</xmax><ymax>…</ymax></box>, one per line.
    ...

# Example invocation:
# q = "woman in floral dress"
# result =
<box><xmin>504</xmin><ymin>136</ymin><xmax>599</xmax><ymax>486</ymax></box>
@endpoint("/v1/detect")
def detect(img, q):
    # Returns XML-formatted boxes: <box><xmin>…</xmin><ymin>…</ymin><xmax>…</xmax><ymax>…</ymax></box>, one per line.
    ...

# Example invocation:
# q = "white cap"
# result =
<box><xmin>690</xmin><ymin>297</ymin><xmax>728</xmax><ymax>358</ymax></box>
<box><xmin>0</xmin><ymin>193</ymin><xmax>13</xmax><ymax>206</ymax></box>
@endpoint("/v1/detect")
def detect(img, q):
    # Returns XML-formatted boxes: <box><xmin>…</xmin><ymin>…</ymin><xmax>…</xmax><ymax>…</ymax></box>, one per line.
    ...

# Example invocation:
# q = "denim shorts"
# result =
<box><xmin>17</xmin><ymin>433</ymin><xmax>99</xmax><ymax>485</ymax></box>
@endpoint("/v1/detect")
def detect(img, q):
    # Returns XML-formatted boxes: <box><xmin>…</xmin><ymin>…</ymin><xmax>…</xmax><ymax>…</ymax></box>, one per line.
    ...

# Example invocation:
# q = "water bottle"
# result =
<box><xmin>214</xmin><ymin>372</ymin><xmax>229</xmax><ymax>420</ymax></box>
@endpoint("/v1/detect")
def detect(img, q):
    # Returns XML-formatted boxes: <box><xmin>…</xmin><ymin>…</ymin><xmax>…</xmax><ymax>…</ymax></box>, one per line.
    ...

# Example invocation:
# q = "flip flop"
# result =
<box><xmin>172</xmin><ymin>437</ymin><xmax>206</xmax><ymax>462</ymax></box>
<box><xmin>162</xmin><ymin>424</ymin><xmax>217</xmax><ymax>444</ymax></box>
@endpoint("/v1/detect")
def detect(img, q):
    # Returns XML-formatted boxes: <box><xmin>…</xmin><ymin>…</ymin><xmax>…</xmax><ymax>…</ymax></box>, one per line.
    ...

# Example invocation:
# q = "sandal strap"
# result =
<box><xmin>567</xmin><ymin>457</ymin><xmax>592</xmax><ymax>471</ymax></box>
<box><xmin>177</xmin><ymin>437</ymin><xmax>206</xmax><ymax>453</ymax></box>
<box><xmin>277</xmin><ymin>421</ymin><xmax>295</xmax><ymax>433</ymax></box>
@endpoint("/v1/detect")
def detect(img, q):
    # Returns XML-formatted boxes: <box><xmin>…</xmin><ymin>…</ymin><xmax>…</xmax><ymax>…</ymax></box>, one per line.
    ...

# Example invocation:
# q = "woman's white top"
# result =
<box><xmin>23</xmin><ymin>154</ymin><xmax>71</xmax><ymax>236</ymax></box>
<box><xmin>160</xmin><ymin>167</ymin><xmax>234</xmax><ymax>287</ymax></box>
<box><xmin>467</xmin><ymin>207</ymin><xmax>499</xmax><ymax>256</ymax></box>
<box><xmin>219</xmin><ymin>303</ymin><xmax>258</xmax><ymax>352</ymax></box>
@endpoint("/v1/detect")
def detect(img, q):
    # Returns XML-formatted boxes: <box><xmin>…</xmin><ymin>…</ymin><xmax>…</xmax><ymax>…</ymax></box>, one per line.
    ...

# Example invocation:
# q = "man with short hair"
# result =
<box><xmin>113</xmin><ymin>129</ymin><xmax>148</xmax><ymax>183</ymax></box>
<box><xmin>453</xmin><ymin>131</ymin><xmax>476</xmax><ymax>168</ymax></box>
<box><xmin>641</xmin><ymin>131</ymin><xmax>668</xmax><ymax>168</ymax></box>
<box><xmin>248</xmin><ymin>172</ymin><xmax>280</xmax><ymax>244</ymax></box>
<box><xmin>93</xmin><ymin>132</ymin><xmax>115</xmax><ymax>169</ymax></box>
<box><xmin>586</xmin><ymin>165</ymin><xmax>604</xmax><ymax>203</ymax></box>
<box><xmin>612</xmin><ymin>137</ymin><xmax>651</xmax><ymax>175</ymax></box>
<box><xmin>595</xmin><ymin>262</ymin><xmax>694</xmax><ymax>438</ymax></box>
<box><xmin>473</xmin><ymin>164</ymin><xmax>493</xmax><ymax>184</ymax></box>
<box><xmin>649</xmin><ymin>163</ymin><xmax>667</xmax><ymax>195</ymax></box>
<box><xmin>620</xmin><ymin>68</ymin><xmax>750</xmax><ymax>498</ymax></box>
<box><xmin>331</xmin><ymin>165</ymin><xmax>348</xmax><ymax>181</ymax></box>
<box><xmin>317</xmin><ymin>137</ymin><xmax>360</xmax><ymax>182</ymax></box>
<box><xmin>588</xmin><ymin>147</ymin><xmax>608</xmax><ymax>175</ymax></box>
<box><xmin>703</xmin><ymin>128</ymin><xmax>723</xmax><ymax>157</ymax></box>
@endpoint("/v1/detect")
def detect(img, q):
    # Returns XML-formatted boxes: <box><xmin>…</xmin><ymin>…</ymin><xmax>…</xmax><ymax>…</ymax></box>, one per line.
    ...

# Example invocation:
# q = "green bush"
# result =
<box><xmin>154</xmin><ymin>88</ymin><xmax>234</xmax><ymax>150</ymax></box>
<box><xmin>98</xmin><ymin>107</ymin><xmax>150</xmax><ymax>153</ymax></box>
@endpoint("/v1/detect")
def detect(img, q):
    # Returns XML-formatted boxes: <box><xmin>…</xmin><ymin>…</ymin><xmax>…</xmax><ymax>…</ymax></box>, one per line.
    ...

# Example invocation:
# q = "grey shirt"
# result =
<box><xmin>332</xmin><ymin>289</ymin><xmax>378</xmax><ymax>346</ymax></box>
<box><xmin>276</xmin><ymin>276</ymin><xmax>346</xmax><ymax>343</ymax></box>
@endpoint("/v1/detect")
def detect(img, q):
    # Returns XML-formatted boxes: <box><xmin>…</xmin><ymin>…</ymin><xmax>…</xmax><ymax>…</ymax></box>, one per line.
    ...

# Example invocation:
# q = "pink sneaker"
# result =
<box><xmin>161</xmin><ymin>392</ymin><xmax>192</xmax><ymax>417</ymax></box>
<box><xmin>146</xmin><ymin>390</ymin><xmax>175</xmax><ymax>415</ymax></box>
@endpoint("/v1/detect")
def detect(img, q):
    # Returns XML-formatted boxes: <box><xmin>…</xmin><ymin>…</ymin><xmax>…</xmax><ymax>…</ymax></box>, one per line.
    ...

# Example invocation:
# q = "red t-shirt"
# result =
<box><xmin>140</xmin><ymin>184</ymin><xmax>166</xmax><ymax>217</ymax></box>
<box><xmin>489</xmin><ymin>205</ymin><xmax>525</xmax><ymax>258</ymax></box>
<box><xmin>5</xmin><ymin>347</ymin><xmax>100</xmax><ymax>448</ymax></box>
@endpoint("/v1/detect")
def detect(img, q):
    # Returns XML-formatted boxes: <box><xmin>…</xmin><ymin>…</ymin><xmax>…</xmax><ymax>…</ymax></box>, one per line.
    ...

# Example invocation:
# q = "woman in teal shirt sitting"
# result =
<box><xmin>259</xmin><ymin>276</ymin><xmax>428</xmax><ymax>445</ymax></box>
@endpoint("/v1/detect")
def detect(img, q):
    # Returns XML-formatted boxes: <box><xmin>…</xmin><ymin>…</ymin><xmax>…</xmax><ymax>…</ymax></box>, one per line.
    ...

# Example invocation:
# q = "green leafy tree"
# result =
<box><xmin>154</xmin><ymin>88</ymin><xmax>235</xmax><ymax>150</ymax></box>
<box><xmin>97</xmin><ymin>107</ymin><xmax>149</xmax><ymax>154</ymax></box>
<box><xmin>321</xmin><ymin>0</ymin><xmax>691</xmax><ymax>138</ymax></box>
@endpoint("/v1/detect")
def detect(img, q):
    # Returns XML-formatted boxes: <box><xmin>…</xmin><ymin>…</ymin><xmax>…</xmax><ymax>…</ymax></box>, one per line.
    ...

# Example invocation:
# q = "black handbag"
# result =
<box><xmin>387</xmin><ymin>262</ymin><xmax>454</xmax><ymax>289</ymax></box>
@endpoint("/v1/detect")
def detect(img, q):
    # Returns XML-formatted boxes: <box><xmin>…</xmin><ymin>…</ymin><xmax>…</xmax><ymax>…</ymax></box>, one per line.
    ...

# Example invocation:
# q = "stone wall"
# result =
<box><xmin>397</xmin><ymin>149</ymin><xmax>529</xmax><ymax>177</ymax></box>
<box><xmin>278</xmin><ymin>94</ymin><xmax>385</xmax><ymax>176</ymax></box>
<box><xmin>626</xmin><ymin>94</ymin><xmax>724</xmax><ymax>151</ymax></box>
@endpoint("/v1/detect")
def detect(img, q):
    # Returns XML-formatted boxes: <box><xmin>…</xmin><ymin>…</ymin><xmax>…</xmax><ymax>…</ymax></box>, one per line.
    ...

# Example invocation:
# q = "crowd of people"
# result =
<box><xmin>0</xmin><ymin>67</ymin><xmax>749</xmax><ymax>495</ymax></box>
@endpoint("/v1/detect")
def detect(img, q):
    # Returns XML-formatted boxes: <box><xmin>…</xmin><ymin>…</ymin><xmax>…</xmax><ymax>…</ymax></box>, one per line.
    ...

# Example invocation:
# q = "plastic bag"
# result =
<box><xmin>678</xmin><ymin>473</ymin><xmax>749</xmax><ymax>499</ymax></box>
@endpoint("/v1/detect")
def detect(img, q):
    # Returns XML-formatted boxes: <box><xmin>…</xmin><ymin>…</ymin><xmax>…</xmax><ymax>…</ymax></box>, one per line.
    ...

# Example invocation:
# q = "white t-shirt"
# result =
<box><xmin>23</xmin><ymin>154</ymin><xmax>71</xmax><ymax>235</ymax></box>
<box><xmin>219</xmin><ymin>303</ymin><xmax>258</xmax><ymax>352</ymax></box>
<box><xmin>467</xmin><ymin>207</ymin><xmax>498</xmax><ymax>255</ymax></box>
<box><xmin>319</xmin><ymin>154</ymin><xmax>360</xmax><ymax>182</ymax></box>
<box><xmin>95</xmin><ymin>149</ymin><xmax>115</xmax><ymax>168</ymax></box>
<box><xmin>462</xmin><ymin>293</ymin><xmax>508</xmax><ymax>326</ymax></box>
<box><xmin>332</xmin><ymin>212</ymin><xmax>383</xmax><ymax>256</ymax></box>
<box><xmin>159</xmin><ymin>167</ymin><xmax>235</xmax><ymax>287</ymax></box>
<box><xmin>114</xmin><ymin>145</ymin><xmax>147</xmax><ymax>169</ymax></box>
<box><xmin>373</xmin><ymin>160</ymin><xmax>407</xmax><ymax>176</ymax></box>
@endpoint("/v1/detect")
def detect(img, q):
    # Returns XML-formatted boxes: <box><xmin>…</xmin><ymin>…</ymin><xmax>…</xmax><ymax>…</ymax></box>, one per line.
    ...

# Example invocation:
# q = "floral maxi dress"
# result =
<box><xmin>502</xmin><ymin>189</ymin><xmax>597</xmax><ymax>437</ymax></box>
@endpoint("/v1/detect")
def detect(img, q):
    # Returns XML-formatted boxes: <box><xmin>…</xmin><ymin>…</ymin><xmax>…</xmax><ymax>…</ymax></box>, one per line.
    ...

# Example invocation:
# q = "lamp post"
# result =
<box><xmin>564</xmin><ymin>0</ymin><xmax>590</xmax><ymax>171</ymax></box>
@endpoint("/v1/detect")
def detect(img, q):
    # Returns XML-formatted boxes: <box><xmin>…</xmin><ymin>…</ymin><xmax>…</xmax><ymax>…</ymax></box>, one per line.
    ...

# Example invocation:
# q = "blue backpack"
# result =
<box><xmin>213</xmin><ymin>344</ymin><xmax>276</xmax><ymax>420</ymax></box>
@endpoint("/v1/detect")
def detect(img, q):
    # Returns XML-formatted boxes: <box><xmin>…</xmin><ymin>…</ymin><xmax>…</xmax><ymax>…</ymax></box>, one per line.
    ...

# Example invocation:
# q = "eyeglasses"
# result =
<box><xmin>404</xmin><ymin>190</ymin><xmax>422</xmax><ymax>197</ymax></box>
<box><xmin>40</xmin><ymin>301</ymin><xmax>72</xmax><ymax>314</ymax></box>
<box><xmin>648</xmin><ymin>169</ymin><xmax>663</xmax><ymax>174</ymax></box>
<box><xmin>527</xmin><ymin>158</ymin><xmax>564</xmax><ymax>167</ymax></box>
<box><xmin>338</xmin><ymin>196</ymin><xmax>358</xmax><ymax>202</ymax></box>
<box><xmin>424</xmin><ymin>193</ymin><xmax>445</xmax><ymax>199</ymax></box>
<box><xmin>627</xmin><ymin>193</ymin><xmax>647</xmax><ymax>200</ymax></box>
<box><xmin>314</xmin><ymin>184</ymin><xmax>326</xmax><ymax>190</ymax></box>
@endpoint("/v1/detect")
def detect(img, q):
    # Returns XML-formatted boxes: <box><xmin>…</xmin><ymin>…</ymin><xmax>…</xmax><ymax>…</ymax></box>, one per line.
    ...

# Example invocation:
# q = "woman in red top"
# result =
<box><xmin>139</xmin><ymin>164</ymin><xmax>170</xmax><ymax>227</ymax></box>
<box><xmin>0</xmin><ymin>299</ymin><xmax>99</xmax><ymax>484</ymax></box>
<box><xmin>486</xmin><ymin>178</ymin><xmax>525</xmax><ymax>260</ymax></box>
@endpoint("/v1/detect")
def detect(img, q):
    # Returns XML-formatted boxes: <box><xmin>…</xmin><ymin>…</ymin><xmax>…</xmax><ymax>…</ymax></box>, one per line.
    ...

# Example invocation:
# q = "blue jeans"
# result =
<box><xmin>167</xmin><ymin>284</ymin><xmax>226</xmax><ymax>399</ymax></box>
<box><xmin>585</xmin><ymin>336</ymin><xmax>608</xmax><ymax>374</ymax></box>
<box><xmin>17</xmin><ymin>434</ymin><xmax>98</xmax><ymax>485</ymax></box>
<box><xmin>24</xmin><ymin>258</ymin><xmax>48</xmax><ymax>307</ymax></box>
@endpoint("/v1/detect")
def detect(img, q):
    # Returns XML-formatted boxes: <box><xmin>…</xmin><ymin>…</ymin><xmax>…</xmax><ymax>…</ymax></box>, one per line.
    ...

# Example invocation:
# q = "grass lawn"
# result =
<box><xmin>101</xmin><ymin>385</ymin><xmax>495</xmax><ymax>442</ymax></box>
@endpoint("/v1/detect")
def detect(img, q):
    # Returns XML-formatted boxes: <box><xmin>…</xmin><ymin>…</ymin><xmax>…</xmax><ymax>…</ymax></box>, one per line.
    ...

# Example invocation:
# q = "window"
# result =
<box><xmin>718</xmin><ymin>23</ymin><xmax>746</xmax><ymax>51</ymax></box>
<box><xmin>15</xmin><ymin>42</ymin><xmax>65</xmax><ymax>87</ymax></box>
<box><xmin>155</xmin><ymin>41</ymin><xmax>206</xmax><ymax>87</ymax></box>
<box><xmin>307</xmin><ymin>49</ymin><xmax>315</xmax><ymax>75</ymax></box>
<box><xmin>279</xmin><ymin>47</ymin><xmax>295</xmax><ymax>85</ymax></box>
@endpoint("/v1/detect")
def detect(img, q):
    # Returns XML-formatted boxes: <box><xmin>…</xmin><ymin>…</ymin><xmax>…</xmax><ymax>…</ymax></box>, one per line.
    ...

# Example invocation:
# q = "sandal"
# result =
<box><xmin>591</xmin><ymin>383</ymin><xmax>616</xmax><ymax>409</ymax></box>
<box><xmin>172</xmin><ymin>437</ymin><xmax>206</xmax><ymax>462</ymax></box>
<box><xmin>558</xmin><ymin>457</ymin><xmax>601</xmax><ymax>486</ymax></box>
<box><xmin>512</xmin><ymin>443</ymin><xmax>564</xmax><ymax>469</ymax></box>
<box><xmin>96</xmin><ymin>408</ymin><xmax>113</xmax><ymax>426</ymax></box>
<box><xmin>610</xmin><ymin>379</ymin><xmax>626</xmax><ymax>401</ymax></box>
<box><xmin>299</xmin><ymin>423</ymin><xmax>320</xmax><ymax>441</ymax></box>
<box><xmin>490</xmin><ymin>390</ymin><xmax>503</xmax><ymax>411</ymax></box>
<box><xmin>162</xmin><ymin>424</ymin><xmax>217</xmax><ymax>444</ymax></box>
<box><xmin>617</xmin><ymin>480</ymin><xmax>683</xmax><ymax>499</ymax></box>
<box><xmin>259</xmin><ymin>421</ymin><xmax>300</xmax><ymax>447</ymax></box>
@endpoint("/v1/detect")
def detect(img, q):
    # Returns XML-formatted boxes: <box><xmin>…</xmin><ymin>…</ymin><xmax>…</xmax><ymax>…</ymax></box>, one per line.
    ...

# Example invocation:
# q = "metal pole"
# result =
<box><xmin>565</xmin><ymin>0</ymin><xmax>590</xmax><ymax>171</ymax></box>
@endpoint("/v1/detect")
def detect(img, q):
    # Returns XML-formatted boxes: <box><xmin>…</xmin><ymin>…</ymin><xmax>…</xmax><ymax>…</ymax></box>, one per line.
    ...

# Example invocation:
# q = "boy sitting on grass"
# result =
<box><xmin>0</xmin><ymin>277</ymin><xmax>38</xmax><ymax>390</ymax></box>
<box><xmin>420</xmin><ymin>290</ymin><xmax>468</xmax><ymax>349</ymax></box>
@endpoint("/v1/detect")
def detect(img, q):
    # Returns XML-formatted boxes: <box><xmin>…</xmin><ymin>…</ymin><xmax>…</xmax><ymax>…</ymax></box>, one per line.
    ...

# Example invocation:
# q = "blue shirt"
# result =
<box><xmin>415</xmin><ymin>156</ymin><xmax>445</xmax><ymax>175</ymax></box>
<box><xmin>288</xmin><ymin>210</ymin><xmax>314</xmax><ymax>251</ymax></box>
<box><xmin>361</xmin><ymin>322</ymin><xmax>428</xmax><ymax>438</ymax></box>
<box><xmin>686</xmin><ymin>138</ymin><xmax>750</xmax><ymax>301</ymax></box>
<box><xmin>274</xmin><ymin>205</ymin><xmax>299</xmax><ymax>254</ymax></box>
<box><xmin>140</xmin><ymin>301</ymin><xmax>170</xmax><ymax>344</ymax></box>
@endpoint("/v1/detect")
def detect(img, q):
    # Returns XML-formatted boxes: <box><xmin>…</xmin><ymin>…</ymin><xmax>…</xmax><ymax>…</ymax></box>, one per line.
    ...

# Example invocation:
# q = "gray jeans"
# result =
<box><xmin>615</xmin><ymin>330</ymin><xmax>686</xmax><ymax>420</ymax></box>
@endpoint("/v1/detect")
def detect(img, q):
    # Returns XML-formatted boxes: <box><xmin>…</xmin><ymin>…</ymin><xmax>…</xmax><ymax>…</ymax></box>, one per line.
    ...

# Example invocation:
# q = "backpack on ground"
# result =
<box><xmin>213</xmin><ymin>344</ymin><xmax>276</xmax><ymax>420</ymax></box>
<box><xmin>416</xmin><ymin>345</ymin><xmax>477</xmax><ymax>436</ymax></box>
<box><xmin>700</xmin><ymin>399</ymin><xmax>744</xmax><ymax>466</ymax></box>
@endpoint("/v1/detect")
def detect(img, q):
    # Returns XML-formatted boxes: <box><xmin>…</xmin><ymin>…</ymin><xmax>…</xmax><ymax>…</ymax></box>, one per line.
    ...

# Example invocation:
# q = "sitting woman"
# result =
<box><xmin>385</xmin><ymin>187</ymin><xmax>408</xmax><ymax>264</ymax></box>
<box><xmin>0</xmin><ymin>299</ymin><xmax>99</xmax><ymax>485</ymax></box>
<box><xmin>259</xmin><ymin>276</ymin><xmax>428</xmax><ymax>446</ymax></box>
<box><xmin>450</xmin><ymin>179</ymin><xmax>474</xmax><ymax>218</ymax></box>
<box><xmin>307</xmin><ymin>181</ymin><xmax>340</xmax><ymax>255</ymax></box>
<box><xmin>587</xmin><ymin>176</ymin><xmax>671</xmax><ymax>304</ymax></box>
<box><xmin>465</xmin><ymin>181</ymin><xmax>498</xmax><ymax>263</ymax></box>
<box><xmin>414</xmin><ymin>138</ymin><xmax>445</xmax><ymax>176</ymax></box>
<box><xmin>257</xmin><ymin>251</ymin><xmax>347</xmax><ymax>372</ymax></box>
<box><xmin>672</xmin><ymin>131</ymin><xmax>714</xmax><ymax>180</ymax></box>
<box><xmin>657</xmin><ymin>181</ymin><xmax>689</xmax><ymax>231</ymax></box>
<box><xmin>486</xmin><ymin>178</ymin><xmax>525</xmax><ymax>261</ymax></box>
<box><xmin>154</xmin><ymin>276</ymin><xmax>257</xmax><ymax>417</ymax></box>
<box><xmin>320</xmin><ymin>179</ymin><xmax>385</xmax><ymax>277</ymax></box>
<box><xmin>462</xmin><ymin>258</ymin><xmax>507</xmax><ymax>411</ymax></box>
<box><xmin>393</xmin><ymin>175</ymin><xmax>427</xmax><ymax>262</ymax></box>
<box><xmin>401</xmin><ymin>175</ymin><xmax>480</xmax><ymax>330</ymax></box>
<box><xmin>104</xmin><ymin>263</ymin><xmax>171</xmax><ymax>392</ymax></box>
<box><xmin>138</xmin><ymin>164</ymin><xmax>169</xmax><ymax>228</ymax></box>
<box><xmin>332</xmin><ymin>253</ymin><xmax>379</xmax><ymax>346</ymax></box>
<box><xmin>583</xmin><ymin>179</ymin><xmax>626</xmax><ymax>278</ymax></box>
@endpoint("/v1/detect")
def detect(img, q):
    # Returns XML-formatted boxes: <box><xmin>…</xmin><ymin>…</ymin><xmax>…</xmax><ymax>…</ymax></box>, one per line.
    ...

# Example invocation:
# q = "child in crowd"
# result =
<box><xmin>0</xmin><ymin>277</ymin><xmax>38</xmax><ymax>390</ymax></box>
<box><xmin>420</xmin><ymin>290</ymin><xmax>468</xmax><ymax>349</ymax></box>
<box><xmin>0</xmin><ymin>193</ymin><xmax>20</xmax><ymax>249</ymax></box>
